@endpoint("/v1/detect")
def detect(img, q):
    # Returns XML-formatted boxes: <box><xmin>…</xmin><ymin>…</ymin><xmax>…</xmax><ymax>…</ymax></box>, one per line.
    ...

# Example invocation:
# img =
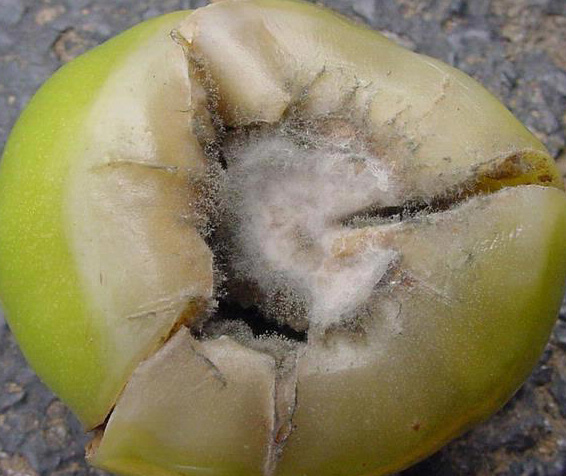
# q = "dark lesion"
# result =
<box><xmin>338</xmin><ymin>190</ymin><xmax>469</xmax><ymax>228</ymax></box>
<box><xmin>195</xmin><ymin>298</ymin><xmax>308</xmax><ymax>343</ymax></box>
<box><xmin>193</xmin><ymin>195</ymin><xmax>311</xmax><ymax>342</ymax></box>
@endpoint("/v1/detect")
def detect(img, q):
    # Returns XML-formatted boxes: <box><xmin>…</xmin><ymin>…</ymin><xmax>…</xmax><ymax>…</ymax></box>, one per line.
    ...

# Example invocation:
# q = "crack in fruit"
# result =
<box><xmin>341</xmin><ymin>150</ymin><xmax>564</xmax><ymax>229</ymax></box>
<box><xmin>189</xmin><ymin>344</ymin><xmax>229</xmax><ymax>388</ymax></box>
<box><xmin>264</xmin><ymin>353</ymin><xmax>300</xmax><ymax>476</ymax></box>
<box><xmin>92</xmin><ymin>160</ymin><xmax>183</xmax><ymax>175</ymax></box>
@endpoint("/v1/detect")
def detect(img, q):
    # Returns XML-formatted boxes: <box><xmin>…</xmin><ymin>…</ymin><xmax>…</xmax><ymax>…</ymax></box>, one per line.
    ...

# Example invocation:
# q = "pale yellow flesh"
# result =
<box><xmin>0</xmin><ymin>0</ymin><xmax>565</xmax><ymax>475</ymax></box>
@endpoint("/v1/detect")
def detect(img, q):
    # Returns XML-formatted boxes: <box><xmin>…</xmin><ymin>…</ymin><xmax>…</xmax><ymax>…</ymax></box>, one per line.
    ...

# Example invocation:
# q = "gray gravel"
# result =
<box><xmin>1</xmin><ymin>0</ymin><xmax>566</xmax><ymax>475</ymax></box>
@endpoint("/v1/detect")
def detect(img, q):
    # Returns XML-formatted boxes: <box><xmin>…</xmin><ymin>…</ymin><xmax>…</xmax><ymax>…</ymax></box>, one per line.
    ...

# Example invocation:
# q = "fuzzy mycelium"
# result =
<box><xmin>1</xmin><ymin>1</ymin><xmax>566</xmax><ymax>475</ymax></box>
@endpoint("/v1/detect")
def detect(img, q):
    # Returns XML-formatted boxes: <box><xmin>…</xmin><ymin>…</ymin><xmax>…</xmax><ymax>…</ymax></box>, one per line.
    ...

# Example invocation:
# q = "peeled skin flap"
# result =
<box><xmin>275</xmin><ymin>186</ymin><xmax>566</xmax><ymax>476</ymax></box>
<box><xmin>0</xmin><ymin>11</ymin><xmax>213</xmax><ymax>429</ymax></box>
<box><xmin>66</xmin><ymin>11</ymin><xmax>213</xmax><ymax>427</ymax></box>
<box><xmin>177</xmin><ymin>0</ymin><xmax>561</xmax><ymax>191</ymax></box>
<box><xmin>91</xmin><ymin>327</ymin><xmax>276</xmax><ymax>476</ymax></box>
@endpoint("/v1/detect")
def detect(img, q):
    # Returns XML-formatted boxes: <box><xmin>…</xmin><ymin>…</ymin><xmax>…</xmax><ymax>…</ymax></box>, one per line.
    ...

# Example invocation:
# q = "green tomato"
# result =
<box><xmin>1</xmin><ymin>1</ymin><xmax>565</xmax><ymax>475</ymax></box>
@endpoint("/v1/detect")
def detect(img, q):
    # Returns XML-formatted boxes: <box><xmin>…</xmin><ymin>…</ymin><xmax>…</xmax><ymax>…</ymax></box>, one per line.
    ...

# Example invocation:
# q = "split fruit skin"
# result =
<box><xmin>0</xmin><ymin>1</ymin><xmax>565</xmax><ymax>476</ymax></box>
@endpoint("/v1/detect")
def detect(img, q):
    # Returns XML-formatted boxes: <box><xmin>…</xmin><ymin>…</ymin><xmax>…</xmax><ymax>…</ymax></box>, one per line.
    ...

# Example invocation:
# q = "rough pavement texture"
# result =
<box><xmin>1</xmin><ymin>0</ymin><xmax>566</xmax><ymax>475</ymax></box>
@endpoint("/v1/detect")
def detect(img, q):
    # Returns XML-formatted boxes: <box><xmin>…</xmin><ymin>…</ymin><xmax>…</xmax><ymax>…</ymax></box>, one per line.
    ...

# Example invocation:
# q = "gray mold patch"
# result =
<box><xmin>216</xmin><ymin>123</ymin><xmax>400</xmax><ymax>333</ymax></box>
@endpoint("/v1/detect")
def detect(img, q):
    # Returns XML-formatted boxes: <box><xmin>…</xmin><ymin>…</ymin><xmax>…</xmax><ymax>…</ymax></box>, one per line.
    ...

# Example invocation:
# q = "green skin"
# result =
<box><xmin>1</xmin><ymin>1</ymin><xmax>566</xmax><ymax>475</ymax></box>
<box><xmin>0</xmin><ymin>11</ymin><xmax>191</xmax><ymax>429</ymax></box>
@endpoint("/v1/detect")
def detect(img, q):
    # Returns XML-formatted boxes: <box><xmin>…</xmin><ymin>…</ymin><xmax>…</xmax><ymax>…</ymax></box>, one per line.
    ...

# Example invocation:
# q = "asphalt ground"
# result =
<box><xmin>1</xmin><ymin>1</ymin><xmax>566</xmax><ymax>475</ymax></box>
